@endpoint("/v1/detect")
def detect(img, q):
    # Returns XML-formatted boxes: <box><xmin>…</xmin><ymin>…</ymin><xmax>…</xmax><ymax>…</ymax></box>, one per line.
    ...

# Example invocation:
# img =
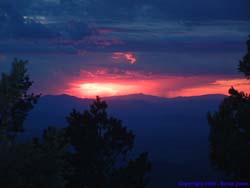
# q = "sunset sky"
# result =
<box><xmin>0</xmin><ymin>0</ymin><xmax>250</xmax><ymax>98</ymax></box>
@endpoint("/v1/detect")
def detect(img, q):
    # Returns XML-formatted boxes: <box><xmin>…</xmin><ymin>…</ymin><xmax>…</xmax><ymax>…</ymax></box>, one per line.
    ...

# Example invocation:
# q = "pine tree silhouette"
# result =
<box><xmin>65</xmin><ymin>96</ymin><xmax>151</xmax><ymax>188</ymax></box>
<box><xmin>0</xmin><ymin>59</ymin><xmax>151</xmax><ymax>188</ymax></box>
<box><xmin>0</xmin><ymin>58</ymin><xmax>40</xmax><ymax>142</ymax></box>
<box><xmin>208</xmin><ymin>37</ymin><xmax>250</xmax><ymax>180</ymax></box>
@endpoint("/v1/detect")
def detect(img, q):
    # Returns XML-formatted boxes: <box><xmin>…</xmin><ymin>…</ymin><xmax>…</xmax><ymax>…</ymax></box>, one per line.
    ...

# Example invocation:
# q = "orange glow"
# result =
<box><xmin>169</xmin><ymin>78</ymin><xmax>250</xmax><ymax>97</ymax></box>
<box><xmin>62</xmin><ymin>69</ymin><xmax>250</xmax><ymax>98</ymax></box>
<box><xmin>64</xmin><ymin>79</ymin><xmax>156</xmax><ymax>98</ymax></box>
<box><xmin>76</xmin><ymin>83</ymin><xmax>136</xmax><ymax>97</ymax></box>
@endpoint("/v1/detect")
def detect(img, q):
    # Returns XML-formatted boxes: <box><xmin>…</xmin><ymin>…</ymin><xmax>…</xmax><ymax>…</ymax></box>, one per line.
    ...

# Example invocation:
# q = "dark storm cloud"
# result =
<box><xmin>0</xmin><ymin>0</ymin><xmax>56</xmax><ymax>39</ymax></box>
<box><xmin>0</xmin><ymin>41</ymin><xmax>77</xmax><ymax>54</ymax></box>
<box><xmin>0</xmin><ymin>15</ymin><xmax>91</xmax><ymax>40</ymax></box>
<box><xmin>57</xmin><ymin>0</ymin><xmax>250</xmax><ymax>21</ymax></box>
<box><xmin>0</xmin><ymin>0</ymin><xmax>249</xmax><ymax>78</ymax></box>
<box><xmin>0</xmin><ymin>0</ymin><xmax>32</xmax><ymax>12</ymax></box>
<box><xmin>0</xmin><ymin>1</ymin><xmax>53</xmax><ymax>54</ymax></box>
<box><xmin>0</xmin><ymin>20</ymin><xmax>58</xmax><ymax>39</ymax></box>
<box><xmin>0</xmin><ymin>0</ymin><xmax>92</xmax><ymax>40</ymax></box>
<box><xmin>59</xmin><ymin>21</ymin><xmax>92</xmax><ymax>40</ymax></box>
<box><xmin>13</xmin><ymin>0</ymin><xmax>248</xmax><ymax>21</ymax></box>
<box><xmin>0</xmin><ymin>0</ymin><xmax>93</xmax><ymax>54</ymax></box>
<box><xmin>0</xmin><ymin>0</ymin><xmax>248</xmax><ymax>49</ymax></box>
<box><xmin>0</xmin><ymin>0</ymin><xmax>248</xmax><ymax>97</ymax></box>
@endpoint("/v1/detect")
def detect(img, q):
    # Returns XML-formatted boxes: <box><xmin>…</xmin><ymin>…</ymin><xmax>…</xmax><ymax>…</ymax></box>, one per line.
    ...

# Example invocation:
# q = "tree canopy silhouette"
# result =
<box><xmin>0</xmin><ymin>58</ymin><xmax>40</xmax><ymax>141</ymax></box>
<box><xmin>0</xmin><ymin>59</ymin><xmax>151</xmax><ymax>188</ymax></box>
<box><xmin>239</xmin><ymin>35</ymin><xmax>250</xmax><ymax>79</ymax></box>
<box><xmin>65</xmin><ymin>96</ymin><xmax>151</xmax><ymax>188</ymax></box>
<box><xmin>0</xmin><ymin>59</ymin><xmax>68</xmax><ymax>188</ymax></box>
<box><xmin>0</xmin><ymin>127</ymin><xmax>69</xmax><ymax>188</ymax></box>
<box><xmin>208</xmin><ymin>37</ymin><xmax>250</xmax><ymax>180</ymax></box>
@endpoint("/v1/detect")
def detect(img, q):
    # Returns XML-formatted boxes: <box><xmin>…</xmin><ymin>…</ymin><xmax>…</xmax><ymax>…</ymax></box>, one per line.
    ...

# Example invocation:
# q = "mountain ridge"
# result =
<box><xmin>24</xmin><ymin>92</ymin><xmax>225</xmax><ymax>188</ymax></box>
<box><xmin>42</xmin><ymin>93</ymin><xmax>227</xmax><ymax>102</ymax></box>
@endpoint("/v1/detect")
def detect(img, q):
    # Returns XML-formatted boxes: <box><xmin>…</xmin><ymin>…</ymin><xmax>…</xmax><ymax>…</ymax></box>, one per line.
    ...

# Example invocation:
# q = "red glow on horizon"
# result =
<box><xmin>65</xmin><ymin>80</ymin><xmax>155</xmax><ymax>98</ymax></box>
<box><xmin>169</xmin><ymin>79</ymin><xmax>250</xmax><ymax>97</ymax></box>
<box><xmin>74</xmin><ymin>82</ymin><xmax>136</xmax><ymax>97</ymax></box>
<box><xmin>62</xmin><ymin>69</ymin><xmax>250</xmax><ymax>99</ymax></box>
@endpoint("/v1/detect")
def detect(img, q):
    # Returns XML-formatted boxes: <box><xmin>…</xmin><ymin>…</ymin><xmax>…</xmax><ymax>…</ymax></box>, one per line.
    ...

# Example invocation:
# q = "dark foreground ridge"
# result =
<box><xmin>24</xmin><ymin>93</ymin><xmax>225</xmax><ymax>188</ymax></box>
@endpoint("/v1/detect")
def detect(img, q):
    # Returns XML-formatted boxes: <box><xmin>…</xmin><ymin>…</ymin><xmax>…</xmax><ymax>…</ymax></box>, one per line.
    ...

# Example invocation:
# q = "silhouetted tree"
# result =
<box><xmin>208</xmin><ymin>37</ymin><xmax>250</xmax><ymax>180</ymax></box>
<box><xmin>0</xmin><ymin>58</ymin><xmax>40</xmax><ymax>142</ymax></box>
<box><xmin>0</xmin><ymin>127</ymin><xmax>69</xmax><ymax>188</ymax></box>
<box><xmin>0</xmin><ymin>59</ymin><xmax>151</xmax><ymax>188</ymax></box>
<box><xmin>239</xmin><ymin>35</ymin><xmax>250</xmax><ymax>79</ymax></box>
<box><xmin>0</xmin><ymin>59</ymin><xmax>67</xmax><ymax>188</ymax></box>
<box><xmin>65</xmin><ymin>96</ymin><xmax>151</xmax><ymax>188</ymax></box>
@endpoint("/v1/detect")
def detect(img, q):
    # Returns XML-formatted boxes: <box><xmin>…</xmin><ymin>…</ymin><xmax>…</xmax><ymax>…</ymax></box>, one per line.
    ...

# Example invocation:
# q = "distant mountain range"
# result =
<box><xmin>24</xmin><ymin>93</ymin><xmax>226</xmax><ymax>187</ymax></box>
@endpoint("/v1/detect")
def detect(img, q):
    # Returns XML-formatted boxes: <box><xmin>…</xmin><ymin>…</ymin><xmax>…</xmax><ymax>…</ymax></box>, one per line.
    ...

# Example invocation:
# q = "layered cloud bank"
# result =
<box><xmin>62</xmin><ymin>68</ymin><xmax>250</xmax><ymax>98</ymax></box>
<box><xmin>0</xmin><ymin>0</ymin><xmax>249</xmax><ymax>98</ymax></box>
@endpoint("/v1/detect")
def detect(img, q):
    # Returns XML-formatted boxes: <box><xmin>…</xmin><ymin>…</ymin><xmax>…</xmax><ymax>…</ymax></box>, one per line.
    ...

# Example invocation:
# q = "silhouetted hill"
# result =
<box><xmin>24</xmin><ymin>94</ymin><xmax>226</xmax><ymax>187</ymax></box>
<box><xmin>103</xmin><ymin>93</ymin><xmax>167</xmax><ymax>102</ymax></box>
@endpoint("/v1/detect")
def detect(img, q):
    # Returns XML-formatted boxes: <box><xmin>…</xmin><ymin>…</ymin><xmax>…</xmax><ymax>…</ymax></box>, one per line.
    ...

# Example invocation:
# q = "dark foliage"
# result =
<box><xmin>0</xmin><ymin>58</ymin><xmax>40</xmax><ymax>141</ymax></box>
<box><xmin>0</xmin><ymin>59</ymin><xmax>151</xmax><ymax>188</ymax></box>
<box><xmin>208</xmin><ymin>37</ymin><xmax>250</xmax><ymax>180</ymax></box>
<box><xmin>238</xmin><ymin>36</ymin><xmax>250</xmax><ymax>79</ymax></box>
<box><xmin>0</xmin><ymin>59</ymin><xmax>67</xmax><ymax>188</ymax></box>
<box><xmin>0</xmin><ymin>127</ymin><xmax>69</xmax><ymax>188</ymax></box>
<box><xmin>65</xmin><ymin>96</ymin><xmax>151</xmax><ymax>188</ymax></box>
